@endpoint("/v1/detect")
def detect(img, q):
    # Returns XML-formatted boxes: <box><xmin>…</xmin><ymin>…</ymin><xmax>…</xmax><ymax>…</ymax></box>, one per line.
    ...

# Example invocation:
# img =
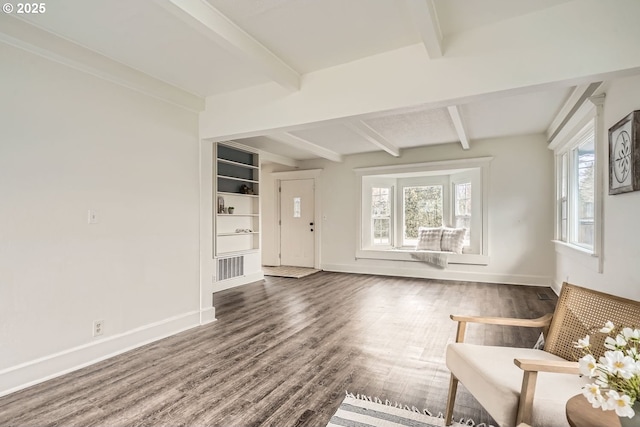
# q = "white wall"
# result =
<box><xmin>263</xmin><ymin>134</ymin><xmax>555</xmax><ymax>285</ymax></box>
<box><xmin>555</xmin><ymin>74</ymin><xmax>640</xmax><ymax>300</ymax></box>
<box><xmin>0</xmin><ymin>43</ymin><xmax>202</xmax><ymax>395</ymax></box>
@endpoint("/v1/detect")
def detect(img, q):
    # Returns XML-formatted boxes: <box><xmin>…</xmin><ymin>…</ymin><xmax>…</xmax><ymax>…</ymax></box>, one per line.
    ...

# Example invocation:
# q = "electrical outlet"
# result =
<box><xmin>93</xmin><ymin>320</ymin><xmax>104</xmax><ymax>337</ymax></box>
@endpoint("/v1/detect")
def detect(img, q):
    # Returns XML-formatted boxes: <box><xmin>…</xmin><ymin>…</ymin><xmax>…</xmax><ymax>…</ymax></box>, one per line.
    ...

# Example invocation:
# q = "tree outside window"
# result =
<box><xmin>403</xmin><ymin>185</ymin><xmax>442</xmax><ymax>245</ymax></box>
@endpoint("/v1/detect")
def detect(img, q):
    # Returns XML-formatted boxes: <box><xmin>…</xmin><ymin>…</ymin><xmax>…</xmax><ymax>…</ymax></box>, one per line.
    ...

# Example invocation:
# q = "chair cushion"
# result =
<box><xmin>446</xmin><ymin>343</ymin><xmax>589</xmax><ymax>427</ymax></box>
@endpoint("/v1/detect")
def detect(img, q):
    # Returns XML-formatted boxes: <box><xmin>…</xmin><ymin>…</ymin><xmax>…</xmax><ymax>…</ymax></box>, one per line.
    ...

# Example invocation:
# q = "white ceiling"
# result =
<box><xmin>5</xmin><ymin>0</ymin><xmax>625</xmax><ymax>163</ymax></box>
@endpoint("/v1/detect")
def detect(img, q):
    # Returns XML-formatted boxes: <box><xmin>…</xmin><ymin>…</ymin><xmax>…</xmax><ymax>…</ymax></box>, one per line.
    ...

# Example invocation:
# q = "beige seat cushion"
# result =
<box><xmin>446</xmin><ymin>343</ymin><xmax>589</xmax><ymax>427</ymax></box>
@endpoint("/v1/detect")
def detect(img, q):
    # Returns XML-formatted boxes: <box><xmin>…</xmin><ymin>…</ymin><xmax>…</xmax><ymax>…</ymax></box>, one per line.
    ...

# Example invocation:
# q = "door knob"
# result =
<box><xmin>310</xmin><ymin>228</ymin><xmax>314</xmax><ymax>232</ymax></box>
<box><xmin>309</xmin><ymin>222</ymin><xmax>314</xmax><ymax>226</ymax></box>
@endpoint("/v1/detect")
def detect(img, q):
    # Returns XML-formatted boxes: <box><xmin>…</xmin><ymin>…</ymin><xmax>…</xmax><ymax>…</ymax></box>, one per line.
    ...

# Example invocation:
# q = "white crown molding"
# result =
<box><xmin>0</xmin><ymin>14</ymin><xmax>204</xmax><ymax>112</ymax></box>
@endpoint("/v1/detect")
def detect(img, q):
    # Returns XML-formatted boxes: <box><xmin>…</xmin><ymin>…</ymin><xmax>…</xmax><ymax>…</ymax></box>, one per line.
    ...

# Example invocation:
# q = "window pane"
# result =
<box><xmin>575</xmin><ymin>138</ymin><xmax>594</xmax><ymax>248</ymax></box>
<box><xmin>293</xmin><ymin>197</ymin><xmax>301</xmax><ymax>218</ymax></box>
<box><xmin>372</xmin><ymin>187</ymin><xmax>390</xmax><ymax>216</ymax></box>
<box><xmin>403</xmin><ymin>185</ymin><xmax>443</xmax><ymax>244</ymax></box>
<box><xmin>371</xmin><ymin>187</ymin><xmax>391</xmax><ymax>246</ymax></box>
<box><xmin>373</xmin><ymin>218</ymin><xmax>390</xmax><ymax>245</ymax></box>
<box><xmin>454</xmin><ymin>182</ymin><xmax>471</xmax><ymax>247</ymax></box>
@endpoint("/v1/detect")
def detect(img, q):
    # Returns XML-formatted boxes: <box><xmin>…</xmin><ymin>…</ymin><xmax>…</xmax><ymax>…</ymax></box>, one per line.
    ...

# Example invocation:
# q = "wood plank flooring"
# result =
<box><xmin>0</xmin><ymin>272</ymin><xmax>557</xmax><ymax>426</ymax></box>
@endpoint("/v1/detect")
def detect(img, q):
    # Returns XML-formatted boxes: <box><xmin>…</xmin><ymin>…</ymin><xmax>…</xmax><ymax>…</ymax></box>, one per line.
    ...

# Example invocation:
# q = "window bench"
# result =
<box><xmin>355</xmin><ymin>248</ymin><xmax>489</xmax><ymax>266</ymax></box>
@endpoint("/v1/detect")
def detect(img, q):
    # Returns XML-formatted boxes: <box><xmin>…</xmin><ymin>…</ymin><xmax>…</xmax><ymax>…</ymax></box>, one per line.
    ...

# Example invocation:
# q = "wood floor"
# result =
<box><xmin>0</xmin><ymin>272</ymin><xmax>557</xmax><ymax>426</ymax></box>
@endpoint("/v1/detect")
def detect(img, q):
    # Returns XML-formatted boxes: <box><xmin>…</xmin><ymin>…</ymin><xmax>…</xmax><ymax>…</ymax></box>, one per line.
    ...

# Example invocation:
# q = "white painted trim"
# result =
<box><xmin>553</xmin><ymin>240</ymin><xmax>600</xmax><ymax>272</ymax></box>
<box><xmin>0</xmin><ymin>14</ymin><xmax>204</xmax><ymax>112</ymax></box>
<box><xmin>212</xmin><ymin>271</ymin><xmax>265</xmax><ymax>293</ymax></box>
<box><xmin>547</xmin><ymin>83</ymin><xmax>601</xmax><ymax>142</ymax></box>
<box><xmin>156</xmin><ymin>0</ymin><xmax>300</xmax><ymax>91</ymax></box>
<box><xmin>354</xmin><ymin>156</ymin><xmax>493</xmax><ymax>175</ymax></box>
<box><xmin>447</xmin><ymin>106</ymin><xmax>470</xmax><ymax>150</ymax></box>
<box><xmin>200</xmin><ymin>307</ymin><xmax>217</xmax><ymax>325</ymax></box>
<box><xmin>355</xmin><ymin>249</ymin><xmax>489</xmax><ymax>265</ymax></box>
<box><xmin>0</xmin><ymin>310</ymin><xmax>202</xmax><ymax>397</ymax></box>
<box><xmin>322</xmin><ymin>263</ymin><xmax>551</xmax><ymax>287</ymax></box>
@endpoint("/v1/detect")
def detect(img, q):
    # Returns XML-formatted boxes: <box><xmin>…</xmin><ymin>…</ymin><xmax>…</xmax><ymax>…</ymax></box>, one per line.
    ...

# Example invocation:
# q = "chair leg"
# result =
<box><xmin>445</xmin><ymin>374</ymin><xmax>458</xmax><ymax>426</ymax></box>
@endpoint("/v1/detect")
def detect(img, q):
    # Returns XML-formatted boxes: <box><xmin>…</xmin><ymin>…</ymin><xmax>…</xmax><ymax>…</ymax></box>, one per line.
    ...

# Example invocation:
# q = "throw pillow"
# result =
<box><xmin>415</xmin><ymin>227</ymin><xmax>443</xmax><ymax>251</ymax></box>
<box><xmin>440</xmin><ymin>227</ymin><xmax>466</xmax><ymax>254</ymax></box>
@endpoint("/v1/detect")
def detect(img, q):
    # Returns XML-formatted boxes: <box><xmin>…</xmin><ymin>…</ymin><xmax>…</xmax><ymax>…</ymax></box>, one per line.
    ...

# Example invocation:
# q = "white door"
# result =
<box><xmin>280</xmin><ymin>179</ymin><xmax>315</xmax><ymax>267</ymax></box>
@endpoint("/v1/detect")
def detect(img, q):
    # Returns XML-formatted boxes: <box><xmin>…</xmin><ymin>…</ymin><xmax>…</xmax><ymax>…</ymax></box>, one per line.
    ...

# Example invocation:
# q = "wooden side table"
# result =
<box><xmin>566</xmin><ymin>394</ymin><xmax>620</xmax><ymax>427</ymax></box>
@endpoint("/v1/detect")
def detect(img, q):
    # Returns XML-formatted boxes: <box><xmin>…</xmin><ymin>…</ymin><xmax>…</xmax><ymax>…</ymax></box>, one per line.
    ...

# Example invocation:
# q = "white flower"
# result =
<box><xmin>605</xmin><ymin>390</ymin><xmax>636</xmax><ymax>418</ymax></box>
<box><xmin>579</xmin><ymin>354</ymin><xmax>598</xmax><ymax>377</ymax></box>
<box><xmin>582</xmin><ymin>383</ymin><xmax>605</xmax><ymax>408</ymax></box>
<box><xmin>623</xmin><ymin>327</ymin><xmax>640</xmax><ymax>341</ymax></box>
<box><xmin>605</xmin><ymin>335</ymin><xmax>628</xmax><ymax>350</ymax></box>
<box><xmin>575</xmin><ymin>335</ymin><xmax>590</xmax><ymax>349</ymax></box>
<box><xmin>600</xmin><ymin>351</ymin><xmax>636</xmax><ymax>379</ymax></box>
<box><xmin>601</xmin><ymin>321</ymin><xmax>615</xmax><ymax>333</ymax></box>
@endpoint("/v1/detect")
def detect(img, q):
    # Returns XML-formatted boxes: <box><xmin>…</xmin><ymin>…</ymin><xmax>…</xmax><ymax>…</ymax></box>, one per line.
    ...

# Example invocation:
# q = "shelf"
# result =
<box><xmin>217</xmin><ymin>174</ymin><xmax>259</xmax><ymax>184</ymax></box>
<box><xmin>217</xmin><ymin>232</ymin><xmax>260</xmax><ymax>236</ymax></box>
<box><xmin>217</xmin><ymin>191</ymin><xmax>259</xmax><ymax>198</ymax></box>
<box><xmin>217</xmin><ymin>214</ymin><xmax>259</xmax><ymax>217</ymax></box>
<box><xmin>216</xmin><ymin>249</ymin><xmax>260</xmax><ymax>257</ymax></box>
<box><xmin>218</xmin><ymin>158</ymin><xmax>259</xmax><ymax>170</ymax></box>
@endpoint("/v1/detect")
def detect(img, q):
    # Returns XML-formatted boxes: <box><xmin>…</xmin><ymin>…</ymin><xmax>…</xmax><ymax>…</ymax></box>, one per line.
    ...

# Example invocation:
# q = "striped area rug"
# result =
<box><xmin>328</xmin><ymin>393</ymin><xmax>489</xmax><ymax>427</ymax></box>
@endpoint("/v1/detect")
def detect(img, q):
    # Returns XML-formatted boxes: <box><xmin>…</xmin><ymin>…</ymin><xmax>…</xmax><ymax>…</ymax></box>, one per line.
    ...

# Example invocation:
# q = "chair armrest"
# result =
<box><xmin>512</xmin><ymin>358</ymin><xmax>580</xmax><ymax>425</ymax></box>
<box><xmin>450</xmin><ymin>313</ymin><xmax>553</xmax><ymax>342</ymax></box>
<box><xmin>514</xmin><ymin>358</ymin><xmax>580</xmax><ymax>375</ymax></box>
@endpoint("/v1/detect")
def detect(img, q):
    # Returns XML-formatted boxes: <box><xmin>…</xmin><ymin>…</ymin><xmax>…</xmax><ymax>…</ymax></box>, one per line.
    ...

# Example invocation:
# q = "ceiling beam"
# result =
<box><xmin>346</xmin><ymin>121</ymin><xmax>400</xmax><ymax>157</ymax></box>
<box><xmin>406</xmin><ymin>0</ymin><xmax>443</xmax><ymax>59</ymax></box>
<box><xmin>269</xmin><ymin>132</ymin><xmax>343</xmax><ymax>162</ymax></box>
<box><xmin>157</xmin><ymin>0</ymin><xmax>300</xmax><ymax>91</ymax></box>
<box><xmin>0</xmin><ymin>14</ymin><xmax>204</xmax><ymax>112</ymax></box>
<box><xmin>447</xmin><ymin>106</ymin><xmax>470</xmax><ymax>150</ymax></box>
<box><xmin>258</xmin><ymin>151</ymin><xmax>300</xmax><ymax>168</ymax></box>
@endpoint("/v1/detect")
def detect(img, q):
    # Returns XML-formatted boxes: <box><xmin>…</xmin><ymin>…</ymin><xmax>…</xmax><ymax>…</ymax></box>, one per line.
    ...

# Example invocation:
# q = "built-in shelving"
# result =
<box><xmin>214</xmin><ymin>143</ymin><xmax>261</xmax><ymax>260</ymax></box>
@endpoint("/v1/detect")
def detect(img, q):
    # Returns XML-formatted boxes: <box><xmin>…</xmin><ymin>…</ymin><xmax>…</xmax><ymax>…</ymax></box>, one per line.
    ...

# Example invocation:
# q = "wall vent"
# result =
<box><xmin>217</xmin><ymin>255</ymin><xmax>244</xmax><ymax>281</ymax></box>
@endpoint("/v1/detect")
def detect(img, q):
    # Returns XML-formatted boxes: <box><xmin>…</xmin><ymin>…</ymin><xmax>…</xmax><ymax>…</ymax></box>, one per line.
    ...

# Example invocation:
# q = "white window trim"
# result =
<box><xmin>549</xmin><ymin>95</ymin><xmax>604</xmax><ymax>273</ymax></box>
<box><xmin>355</xmin><ymin>157</ymin><xmax>492</xmax><ymax>265</ymax></box>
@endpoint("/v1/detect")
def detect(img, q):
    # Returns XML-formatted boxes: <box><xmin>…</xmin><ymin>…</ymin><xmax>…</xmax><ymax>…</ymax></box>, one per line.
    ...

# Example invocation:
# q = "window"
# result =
<box><xmin>556</xmin><ymin>120</ymin><xmax>596</xmax><ymax>251</ymax></box>
<box><xmin>357</xmin><ymin>157</ymin><xmax>491</xmax><ymax>264</ymax></box>
<box><xmin>454</xmin><ymin>182</ymin><xmax>471</xmax><ymax>247</ymax></box>
<box><xmin>402</xmin><ymin>185</ymin><xmax>443</xmax><ymax>246</ymax></box>
<box><xmin>371</xmin><ymin>187</ymin><xmax>391</xmax><ymax>245</ymax></box>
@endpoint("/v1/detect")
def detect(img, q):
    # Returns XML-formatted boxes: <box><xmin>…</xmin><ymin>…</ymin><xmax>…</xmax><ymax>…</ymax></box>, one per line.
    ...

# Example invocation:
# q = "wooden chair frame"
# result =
<box><xmin>444</xmin><ymin>283</ymin><xmax>640</xmax><ymax>426</ymax></box>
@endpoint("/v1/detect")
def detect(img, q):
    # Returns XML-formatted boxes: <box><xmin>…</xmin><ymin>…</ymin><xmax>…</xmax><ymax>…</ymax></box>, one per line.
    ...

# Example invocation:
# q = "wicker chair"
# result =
<box><xmin>444</xmin><ymin>283</ymin><xmax>640</xmax><ymax>427</ymax></box>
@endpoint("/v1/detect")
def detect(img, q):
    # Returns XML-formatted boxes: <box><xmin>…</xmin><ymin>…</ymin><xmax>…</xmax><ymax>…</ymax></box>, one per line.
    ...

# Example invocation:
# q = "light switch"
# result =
<box><xmin>88</xmin><ymin>209</ymin><xmax>99</xmax><ymax>224</ymax></box>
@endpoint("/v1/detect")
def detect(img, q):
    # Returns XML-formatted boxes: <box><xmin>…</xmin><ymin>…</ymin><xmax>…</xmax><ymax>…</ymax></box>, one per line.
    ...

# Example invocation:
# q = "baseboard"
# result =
<box><xmin>0</xmin><ymin>310</ymin><xmax>202</xmax><ymax>398</ymax></box>
<box><xmin>321</xmin><ymin>263</ymin><xmax>552</xmax><ymax>287</ymax></box>
<box><xmin>200</xmin><ymin>307</ymin><xmax>217</xmax><ymax>325</ymax></box>
<box><xmin>213</xmin><ymin>271</ymin><xmax>264</xmax><ymax>293</ymax></box>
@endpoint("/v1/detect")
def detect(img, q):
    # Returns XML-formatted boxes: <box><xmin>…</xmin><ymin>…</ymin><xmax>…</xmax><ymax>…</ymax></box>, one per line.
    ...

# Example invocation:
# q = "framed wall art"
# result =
<box><xmin>609</xmin><ymin>110</ymin><xmax>640</xmax><ymax>194</ymax></box>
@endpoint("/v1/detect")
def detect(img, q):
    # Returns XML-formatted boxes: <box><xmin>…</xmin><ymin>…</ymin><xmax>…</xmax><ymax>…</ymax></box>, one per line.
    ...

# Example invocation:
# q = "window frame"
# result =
<box><xmin>550</xmin><ymin>95</ymin><xmax>604</xmax><ymax>273</ymax></box>
<box><xmin>356</xmin><ymin>157</ymin><xmax>492</xmax><ymax>265</ymax></box>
